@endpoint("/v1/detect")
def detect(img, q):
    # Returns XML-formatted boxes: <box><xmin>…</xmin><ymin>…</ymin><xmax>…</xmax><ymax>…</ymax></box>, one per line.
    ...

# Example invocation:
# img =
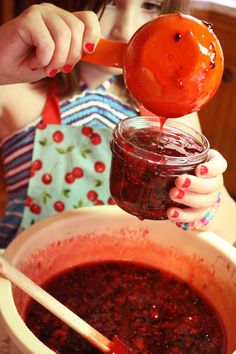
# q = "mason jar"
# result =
<box><xmin>110</xmin><ymin>116</ymin><xmax>209</xmax><ymax>220</ymax></box>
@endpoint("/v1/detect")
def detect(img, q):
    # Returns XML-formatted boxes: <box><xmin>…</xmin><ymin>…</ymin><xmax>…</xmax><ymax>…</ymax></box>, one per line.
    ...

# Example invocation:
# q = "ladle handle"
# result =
<box><xmin>0</xmin><ymin>256</ymin><xmax>111</xmax><ymax>353</ymax></box>
<box><xmin>81</xmin><ymin>38</ymin><xmax>127</xmax><ymax>68</ymax></box>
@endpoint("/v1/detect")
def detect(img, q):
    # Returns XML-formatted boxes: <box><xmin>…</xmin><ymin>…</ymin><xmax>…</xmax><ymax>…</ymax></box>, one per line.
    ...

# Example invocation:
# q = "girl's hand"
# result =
<box><xmin>167</xmin><ymin>149</ymin><xmax>227</xmax><ymax>224</ymax></box>
<box><xmin>0</xmin><ymin>3</ymin><xmax>101</xmax><ymax>84</ymax></box>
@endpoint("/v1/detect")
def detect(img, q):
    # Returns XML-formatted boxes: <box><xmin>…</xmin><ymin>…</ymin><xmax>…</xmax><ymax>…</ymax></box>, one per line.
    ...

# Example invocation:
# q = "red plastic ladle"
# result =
<box><xmin>82</xmin><ymin>13</ymin><xmax>224</xmax><ymax>118</ymax></box>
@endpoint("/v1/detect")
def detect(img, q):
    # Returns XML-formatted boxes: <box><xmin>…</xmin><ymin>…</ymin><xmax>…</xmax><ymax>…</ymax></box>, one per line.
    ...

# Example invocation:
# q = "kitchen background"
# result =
<box><xmin>0</xmin><ymin>0</ymin><xmax>236</xmax><ymax>217</ymax></box>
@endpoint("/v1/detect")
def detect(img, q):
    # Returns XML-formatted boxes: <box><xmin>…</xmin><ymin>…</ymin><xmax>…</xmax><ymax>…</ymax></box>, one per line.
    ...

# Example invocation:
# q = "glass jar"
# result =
<box><xmin>110</xmin><ymin>116</ymin><xmax>209</xmax><ymax>220</ymax></box>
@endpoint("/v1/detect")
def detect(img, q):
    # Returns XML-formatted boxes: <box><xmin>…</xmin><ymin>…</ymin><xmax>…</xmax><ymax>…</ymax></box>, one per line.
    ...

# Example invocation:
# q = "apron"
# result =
<box><xmin>20</xmin><ymin>88</ymin><xmax>114</xmax><ymax>230</ymax></box>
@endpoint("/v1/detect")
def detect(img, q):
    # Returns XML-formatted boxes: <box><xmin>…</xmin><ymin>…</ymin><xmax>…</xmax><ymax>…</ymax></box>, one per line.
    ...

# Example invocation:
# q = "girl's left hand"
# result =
<box><xmin>166</xmin><ymin>149</ymin><xmax>227</xmax><ymax>223</ymax></box>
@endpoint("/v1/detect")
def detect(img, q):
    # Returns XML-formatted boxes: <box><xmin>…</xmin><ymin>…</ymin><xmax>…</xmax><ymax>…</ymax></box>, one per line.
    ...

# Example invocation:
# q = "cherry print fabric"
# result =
<box><xmin>20</xmin><ymin>124</ymin><xmax>114</xmax><ymax>229</ymax></box>
<box><xmin>0</xmin><ymin>76</ymin><xmax>138</xmax><ymax>247</ymax></box>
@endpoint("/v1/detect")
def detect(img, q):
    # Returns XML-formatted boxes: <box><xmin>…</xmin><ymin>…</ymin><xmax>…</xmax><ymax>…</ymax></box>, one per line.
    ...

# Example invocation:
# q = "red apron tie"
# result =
<box><xmin>42</xmin><ymin>87</ymin><xmax>61</xmax><ymax>125</ymax></box>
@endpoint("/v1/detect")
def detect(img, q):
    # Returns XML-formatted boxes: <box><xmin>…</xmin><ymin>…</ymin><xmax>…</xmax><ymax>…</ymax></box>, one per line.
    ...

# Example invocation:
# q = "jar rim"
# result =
<box><xmin>113</xmin><ymin>116</ymin><xmax>210</xmax><ymax>165</ymax></box>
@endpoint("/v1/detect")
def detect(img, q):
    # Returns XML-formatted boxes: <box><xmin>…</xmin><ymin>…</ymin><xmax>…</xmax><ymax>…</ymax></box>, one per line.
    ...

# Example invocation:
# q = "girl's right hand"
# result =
<box><xmin>0</xmin><ymin>3</ymin><xmax>101</xmax><ymax>84</ymax></box>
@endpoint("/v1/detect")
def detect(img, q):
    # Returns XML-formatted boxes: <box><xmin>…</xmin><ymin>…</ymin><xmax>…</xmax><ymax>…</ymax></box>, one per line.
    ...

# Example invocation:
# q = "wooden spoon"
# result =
<box><xmin>0</xmin><ymin>256</ymin><xmax>134</xmax><ymax>353</ymax></box>
<box><xmin>82</xmin><ymin>13</ymin><xmax>224</xmax><ymax>118</ymax></box>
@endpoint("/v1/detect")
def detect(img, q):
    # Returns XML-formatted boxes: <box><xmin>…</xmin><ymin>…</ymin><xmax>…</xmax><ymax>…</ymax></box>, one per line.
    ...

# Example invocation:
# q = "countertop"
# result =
<box><xmin>192</xmin><ymin>0</ymin><xmax>236</xmax><ymax>17</ymax></box>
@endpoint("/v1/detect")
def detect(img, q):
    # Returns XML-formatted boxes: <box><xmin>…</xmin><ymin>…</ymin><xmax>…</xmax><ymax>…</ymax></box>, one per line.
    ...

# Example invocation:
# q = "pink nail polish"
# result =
<box><xmin>171</xmin><ymin>210</ymin><xmax>179</xmax><ymax>218</ymax></box>
<box><xmin>62</xmin><ymin>64</ymin><xmax>73</xmax><ymax>73</ymax></box>
<box><xmin>48</xmin><ymin>69</ymin><xmax>58</xmax><ymax>78</ymax></box>
<box><xmin>182</xmin><ymin>177</ymin><xmax>191</xmax><ymax>188</ymax></box>
<box><xmin>176</xmin><ymin>190</ymin><xmax>185</xmax><ymax>199</ymax></box>
<box><xmin>85</xmin><ymin>42</ymin><xmax>95</xmax><ymax>52</ymax></box>
<box><xmin>200</xmin><ymin>165</ymin><xmax>208</xmax><ymax>176</ymax></box>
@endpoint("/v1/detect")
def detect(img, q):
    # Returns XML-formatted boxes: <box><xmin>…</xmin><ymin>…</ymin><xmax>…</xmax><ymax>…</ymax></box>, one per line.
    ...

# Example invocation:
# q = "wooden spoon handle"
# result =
<box><xmin>0</xmin><ymin>256</ymin><xmax>111</xmax><ymax>353</ymax></box>
<box><xmin>81</xmin><ymin>38</ymin><xmax>127</xmax><ymax>68</ymax></box>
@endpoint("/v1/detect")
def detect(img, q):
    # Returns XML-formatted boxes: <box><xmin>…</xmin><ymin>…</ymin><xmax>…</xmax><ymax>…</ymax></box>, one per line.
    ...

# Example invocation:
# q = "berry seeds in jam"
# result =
<box><xmin>25</xmin><ymin>261</ymin><xmax>226</xmax><ymax>354</ymax></box>
<box><xmin>110</xmin><ymin>117</ymin><xmax>209</xmax><ymax>220</ymax></box>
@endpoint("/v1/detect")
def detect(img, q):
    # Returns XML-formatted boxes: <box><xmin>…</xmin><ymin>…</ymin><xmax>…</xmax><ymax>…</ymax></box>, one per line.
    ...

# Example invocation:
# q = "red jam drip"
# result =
<box><xmin>159</xmin><ymin>116</ymin><xmax>167</xmax><ymax>131</ymax></box>
<box><xmin>110</xmin><ymin>126</ymin><xmax>206</xmax><ymax>220</ymax></box>
<box><xmin>25</xmin><ymin>261</ymin><xmax>225</xmax><ymax>354</ymax></box>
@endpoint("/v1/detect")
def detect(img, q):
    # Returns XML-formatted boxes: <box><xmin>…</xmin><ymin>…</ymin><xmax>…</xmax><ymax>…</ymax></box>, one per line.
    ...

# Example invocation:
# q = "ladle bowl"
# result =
<box><xmin>82</xmin><ymin>13</ymin><xmax>224</xmax><ymax>117</ymax></box>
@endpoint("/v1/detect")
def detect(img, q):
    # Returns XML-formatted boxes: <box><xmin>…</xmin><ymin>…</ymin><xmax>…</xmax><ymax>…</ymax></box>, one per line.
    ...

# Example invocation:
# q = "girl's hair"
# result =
<box><xmin>18</xmin><ymin>0</ymin><xmax>190</xmax><ymax>14</ymax></box>
<box><xmin>162</xmin><ymin>0</ymin><xmax>190</xmax><ymax>14</ymax></box>
<box><xmin>17</xmin><ymin>0</ymin><xmax>107</xmax><ymax>13</ymax></box>
<box><xmin>23</xmin><ymin>0</ymin><xmax>190</xmax><ymax>96</ymax></box>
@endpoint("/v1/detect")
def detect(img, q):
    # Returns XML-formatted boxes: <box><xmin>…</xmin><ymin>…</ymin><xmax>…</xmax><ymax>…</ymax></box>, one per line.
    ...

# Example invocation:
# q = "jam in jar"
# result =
<box><xmin>110</xmin><ymin>117</ymin><xmax>209</xmax><ymax>220</ymax></box>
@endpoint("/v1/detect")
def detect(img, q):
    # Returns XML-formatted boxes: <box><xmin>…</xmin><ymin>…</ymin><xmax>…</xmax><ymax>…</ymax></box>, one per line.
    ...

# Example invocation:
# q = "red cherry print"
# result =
<box><xmin>25</xmin><ymin>196</ymin><xmax>33</xmax><ymax>207</ymax></box>
<box><xmin>91</xmin><ymin>133</ymin><xmax>101</xmax><ymax>145</ymax></box>
<box><xmin>30</xmin><ymin>203</ymin><xmax>41</xmax><ymax>215</ymax></box>
<box><xmin>65</xmin><ymin>172</ymin><xmax>76</xmax><ymax>184</ymax></box>
<box><xmin>72</xmin><ymin>167</ymin><xmax>84</xmax><ymax>178</ymax></box>
<box><xmin>94</xmin><ymin>161</ymin><xmax>105</xmax><ymax>173</ymax></box>
<box><xmin>53</xmin><ymin>130</ymin><xmax>64</xmax><ymax>143</ymax></box>
<box><xmin>32</xmin><ymin>159</ymin><xmax>43</xmax><ymax>171</ymax></box>
<box><xmin>37</xmin><ymin>122</ymin><xmax>47</xmax><ymax>130</ymax></box>
<box><xmin>54</xmin><ymin>201</ymin><xmax>65</xmax><ymax>212</ymax></box>
<box><xmin>94</xmin><ymin>200</ymin><xmax>104</xmax><ymax>205</ymax></box>
<box><xmin>82</xmin><ymin>126</ymin><xmax>93</xmax><ymax>137</ymax></box>
<box><xmin>107</xmin><ymin>197</ymin><xmax>116</xmax><ymax>205</ymax></box>
<box><xmin>30</xmin><ymin>167</ymin><xmax>35</xmax><ymax>177</ymax></box>
<box><xmin>87</xmin><ymin>190</ymin><xmax>98</xmax><ymax>202</ymax></box>
<box><xmin>42</xmin><ymin>173</ymin><xmax>53</xmax><ymax>184</ymax></box>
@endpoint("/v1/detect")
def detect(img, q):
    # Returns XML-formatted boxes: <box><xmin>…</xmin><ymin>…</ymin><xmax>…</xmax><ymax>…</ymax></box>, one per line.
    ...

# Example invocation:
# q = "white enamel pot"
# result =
<box><xmin>0</xmin><ymin>206</ymin><xmax>235</xmax><ymax>353</ymax></box>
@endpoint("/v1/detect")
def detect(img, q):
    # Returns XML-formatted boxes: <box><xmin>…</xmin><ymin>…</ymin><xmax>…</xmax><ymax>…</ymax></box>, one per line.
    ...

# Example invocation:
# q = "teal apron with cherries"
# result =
<box><xmin>20</xmin><ymin>89</ymin><xmax>115</xmax><ymax>230</ymax></box>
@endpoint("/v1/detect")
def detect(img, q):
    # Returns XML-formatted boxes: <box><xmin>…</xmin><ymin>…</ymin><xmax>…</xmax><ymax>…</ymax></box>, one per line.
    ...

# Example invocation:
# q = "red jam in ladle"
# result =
<box><xmin>82</xmin><ymin>13</ymin><xmax>224</xmax><ymax>118</ymax></box>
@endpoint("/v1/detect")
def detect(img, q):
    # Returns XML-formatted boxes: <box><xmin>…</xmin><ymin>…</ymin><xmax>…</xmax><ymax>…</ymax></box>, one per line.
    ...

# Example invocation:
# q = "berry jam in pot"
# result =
<box><xmin>110</xmin><ymin>117</ymin><xmax>209</xmax><ymax>220</ymax></box>
<box><xmin>25</xmin><ymin>261</ymin><xmax>226</xmax><ymax>354</ymax></box>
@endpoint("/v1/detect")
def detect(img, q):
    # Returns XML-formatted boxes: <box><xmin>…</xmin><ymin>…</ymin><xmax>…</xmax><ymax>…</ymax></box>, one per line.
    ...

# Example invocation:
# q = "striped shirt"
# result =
<box><xmin>0</xmin><ymin>79</ymin><xmax>138</xmax><ymax>248</ymax></box>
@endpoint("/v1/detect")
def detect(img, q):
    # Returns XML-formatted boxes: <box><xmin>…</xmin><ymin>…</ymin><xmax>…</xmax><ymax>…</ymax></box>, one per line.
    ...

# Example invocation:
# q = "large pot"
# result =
<box><xmin>0</xmin><ymin>206</ymin><xmax>235</xmax><ymax>353</ymax></box>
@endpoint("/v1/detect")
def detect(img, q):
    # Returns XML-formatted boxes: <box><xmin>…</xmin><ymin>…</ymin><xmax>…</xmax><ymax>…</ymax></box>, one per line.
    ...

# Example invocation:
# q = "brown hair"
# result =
<box><xmin>18</xmin><ymin>0</ymin><xmax>107</xmax><ymax>13</ymax></box>
<box><xmin>162</xmin><ymin>0</ymin><xmax>190</xmax><ymax>14</ymax></box>
<box><xmin>25</xmin><ymin>0</ymin><xmax>190</xmax><ymax>97</ymax></box>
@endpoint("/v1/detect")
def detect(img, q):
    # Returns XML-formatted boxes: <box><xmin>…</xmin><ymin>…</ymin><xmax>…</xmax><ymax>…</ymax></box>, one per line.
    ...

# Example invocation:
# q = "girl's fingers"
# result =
<box><xmin>17</xmin><ymin>8</ymin><xmax>56</xmax><ymax>70</ymax></box>
<box><xmin>18</xmin><ymin>4</ymin><xmax>72</xmax><ymax>72</ymax></box>
<box><xmin>18</xmin><ymin>4</ymin><xmax>101</xmax><ymax>76</ymax></box>
<box><xmin>169</xmin><ymin>188</ymin><xmax>218</xmax><ymax>209</ymax></box>
<box><xmin>39</xmin><ymin>14</ymin><xmax>72</xmax><ymax>75</ymax></box>
<box><xmin>175</xmin><ymin>174</ymin><xmax>223</xmax><ymax>194</ymax></box>
<box><xmin>41</xmin><ymin>6</ymin><xmax>101</xmax><ymax>73</ymax></box>
<box><xmin>167</xmin><ymin>205</ymin><xmax>209</xmax><ymax>223</ymax></box>
<box><xmin>167</xmin><ymin>149</ymin><xmax>225</xmax><ymax>223</ymax></box>
<box><xmin>57</xmin><ymin>10</ymin><xmax>101</xmax><ymax>73</ymax></box>
<box><xmin>195</xmin><ymin>149</ymin><xmax>227</xmax><ymax>178</ymax></box>
<box><xmin>75</xmin><ymin>11</ymin><xmax>101</xmax><ymax>53</ymax></box>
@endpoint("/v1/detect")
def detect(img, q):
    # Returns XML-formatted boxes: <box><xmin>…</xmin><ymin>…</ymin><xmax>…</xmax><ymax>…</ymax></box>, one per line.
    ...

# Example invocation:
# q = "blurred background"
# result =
<box><xmin>0</xmin><ymin>0</ymin><xmax>236</xmax><ymax>218</ymax></box>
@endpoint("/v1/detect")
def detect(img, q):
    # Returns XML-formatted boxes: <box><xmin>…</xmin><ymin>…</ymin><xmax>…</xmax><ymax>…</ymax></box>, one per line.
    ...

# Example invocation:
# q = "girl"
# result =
<box><xmin>0</xmin><ymin>0</ymin><xmax>235</xmax><ymax>248</ymax></box>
